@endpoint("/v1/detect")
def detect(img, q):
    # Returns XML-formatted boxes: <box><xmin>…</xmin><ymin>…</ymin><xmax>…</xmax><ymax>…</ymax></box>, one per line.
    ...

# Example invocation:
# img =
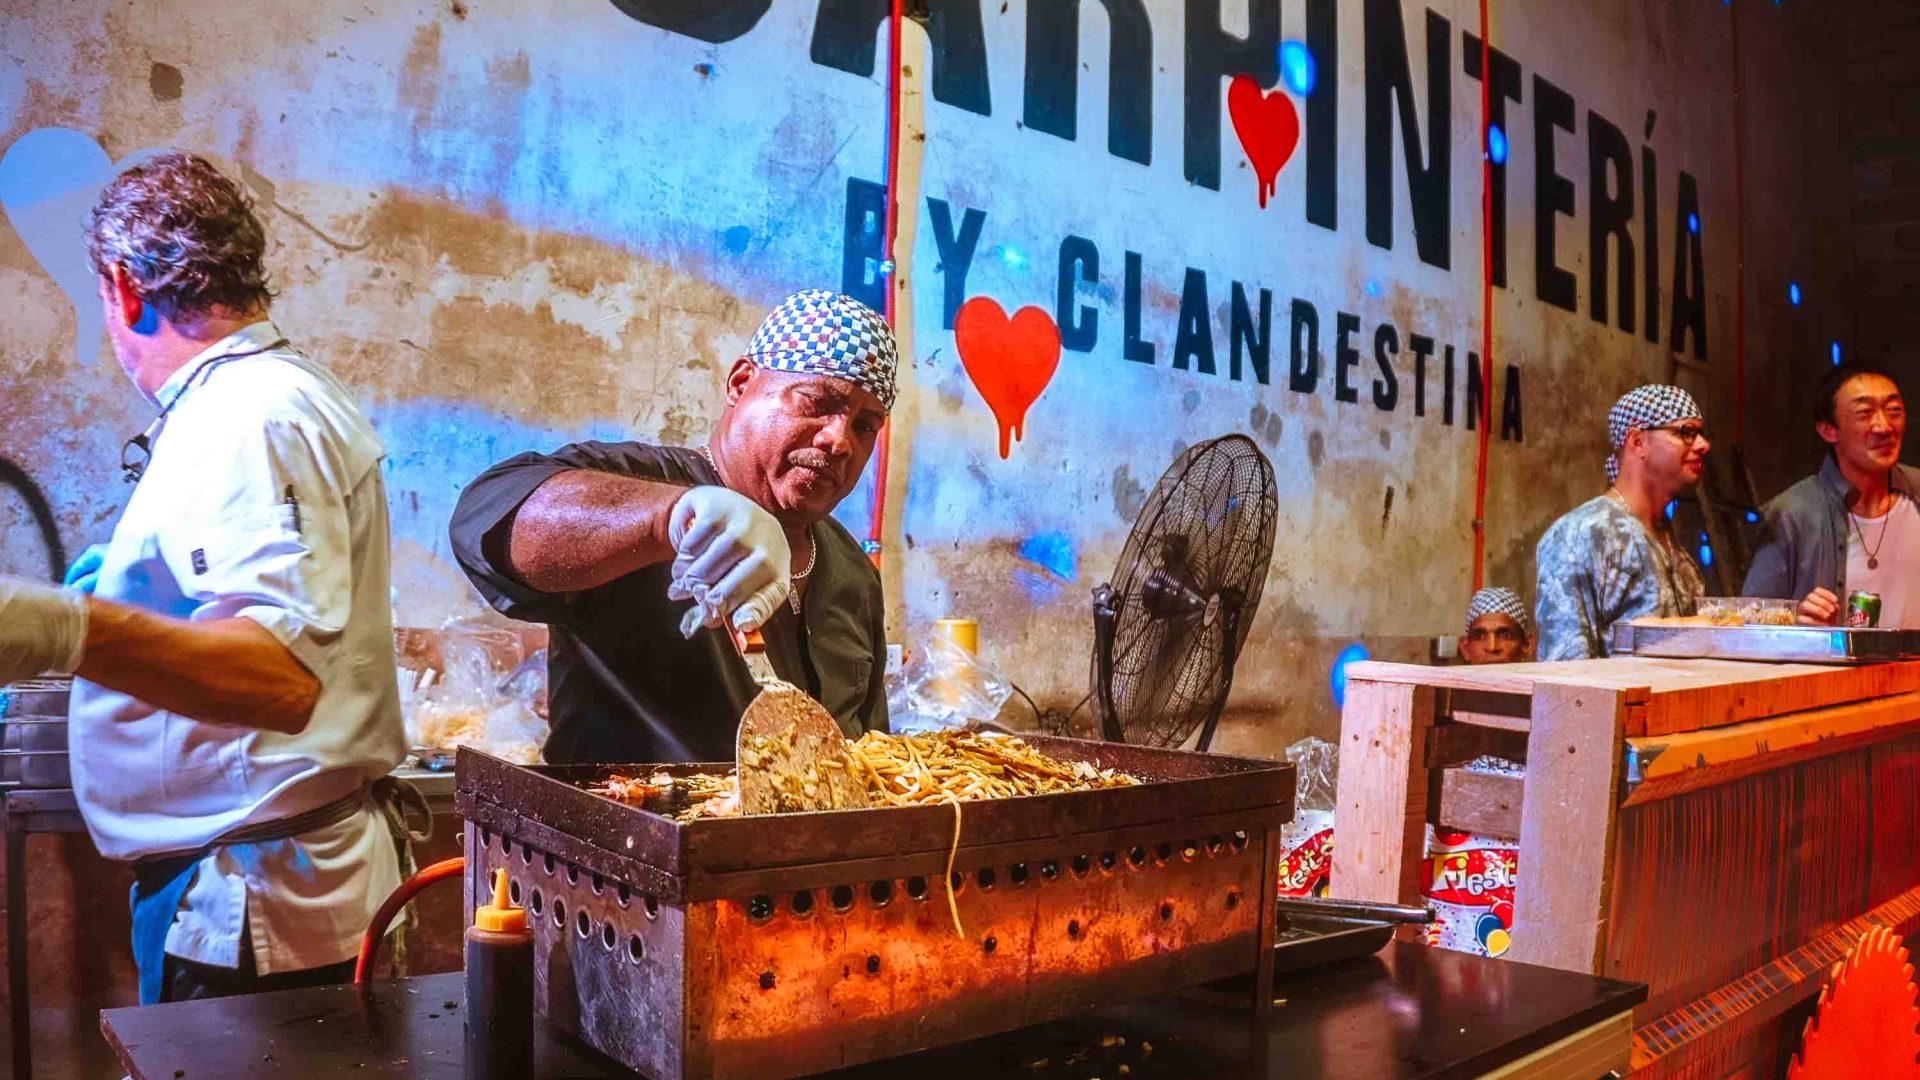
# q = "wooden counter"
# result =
<box><xmin>1330</xmin><ymin>656</ymin><xmax>1920</xmax><ymax>1078</ymax></box>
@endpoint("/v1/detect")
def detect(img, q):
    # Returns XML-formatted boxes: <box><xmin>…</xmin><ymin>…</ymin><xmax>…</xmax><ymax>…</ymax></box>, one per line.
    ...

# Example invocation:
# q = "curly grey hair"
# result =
<box><xmin>84</xmin><ymin>152</ymin><xmax>274</xmax><ymax>320</ymax></box>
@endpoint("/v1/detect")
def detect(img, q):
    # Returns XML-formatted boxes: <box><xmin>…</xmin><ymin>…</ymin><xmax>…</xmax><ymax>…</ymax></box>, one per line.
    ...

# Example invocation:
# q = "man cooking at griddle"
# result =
<box><xmin>449</xmin><ymin>289</ymin><xmax>894</xmax><ymax>764</ymax></box>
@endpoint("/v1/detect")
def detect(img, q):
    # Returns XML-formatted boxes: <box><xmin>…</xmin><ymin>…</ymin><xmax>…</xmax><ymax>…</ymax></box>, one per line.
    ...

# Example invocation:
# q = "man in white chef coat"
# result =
<box><xmin>0</xmin><ymin>152</ymin><xmax>412</xmax><ymax>1003</ymax></box>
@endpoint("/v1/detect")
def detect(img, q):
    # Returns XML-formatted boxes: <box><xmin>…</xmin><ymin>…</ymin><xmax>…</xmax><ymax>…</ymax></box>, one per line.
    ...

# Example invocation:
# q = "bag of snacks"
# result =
<box><xmin>1277</xmin><ymin>736</ymin><xmax>1337</xmax><ymax>897</ymax></box>
<box><xmin>1422</xmin><ymin>756</ymin><xmax>1522</xmax><ymax>957</ymax></box>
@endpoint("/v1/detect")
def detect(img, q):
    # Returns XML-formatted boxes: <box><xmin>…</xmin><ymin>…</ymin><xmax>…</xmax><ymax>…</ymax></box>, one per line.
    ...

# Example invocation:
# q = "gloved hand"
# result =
<box><xmin>0</xmin><ymin>575</ymin><xmax>89</xmax><ymax>685</ymax></box>
<box><xmin>63</xmin><ymin>544</ymin><xmax>108</xmax><ymax>595</ymax></box>
<box><xmin>666</xmin><ymin>486</ymin><xmax>792</xmax><ymax>635</ymax></box>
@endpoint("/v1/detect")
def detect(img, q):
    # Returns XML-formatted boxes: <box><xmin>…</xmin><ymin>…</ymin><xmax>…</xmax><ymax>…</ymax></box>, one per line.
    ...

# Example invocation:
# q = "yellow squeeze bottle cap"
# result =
<box><xmin>474</xmin><ymin>868</ymin><xmax>527</xmax><ymax>933</ymax></box>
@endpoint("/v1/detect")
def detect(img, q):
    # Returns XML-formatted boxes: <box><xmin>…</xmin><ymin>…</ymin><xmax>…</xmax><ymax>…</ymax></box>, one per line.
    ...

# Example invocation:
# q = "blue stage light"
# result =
<box><xmin>1330</xmin><ymin>643</ymin><xmax>1370</xmax><ymax>711</ymax></box>
<box><xmin>1279</xmin><ymin>41</ymin><xmax>1316</xmax><ymax>97</ymax></box>
<box><xmin>1487</xmin><ymin>124</ymin><xmax>1508</xmax><ymax>165</ymax></box>
<box><xmin>1788</xmin><ymin>282</ymin><xmax>1801</xmax><ymax>306</ymax></box>
<box><xmin>1688</xmin><ymin>213</ymin><xmax>1700</xmax><ymax>234</ymax></box>
<box><xmin>1831</xmin><ymin>341</ymin><xmax>1842</xmax><ymax>365</ymax></box>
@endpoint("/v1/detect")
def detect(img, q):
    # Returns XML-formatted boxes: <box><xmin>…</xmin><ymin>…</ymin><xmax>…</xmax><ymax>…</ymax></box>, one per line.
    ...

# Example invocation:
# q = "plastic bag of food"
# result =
<box><xmin>401</xmin><ymin>622</ymin><xmax>548</xmax><ymax>765</ymax></box>
<box><xmin>1277</xmin><ymin>736</ymin><xmax>1337</xmax><ymax>896</ymax></box>
<box><xmin>886</xmin><ymin>633</ymin><xmax>1014</xmax><ymax>735</ymax></box>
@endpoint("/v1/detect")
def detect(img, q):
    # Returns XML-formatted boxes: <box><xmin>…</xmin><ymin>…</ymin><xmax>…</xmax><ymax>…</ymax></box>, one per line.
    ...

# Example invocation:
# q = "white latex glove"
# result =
<box><xmin>666</xmin><ymin>486</ymin><xmax>791</xmax><ymax>635</ymax></box>
<box><xmin>0</xmin><ymin>575</ymin><xmax>89</xmax><ymax>685</ymax></box>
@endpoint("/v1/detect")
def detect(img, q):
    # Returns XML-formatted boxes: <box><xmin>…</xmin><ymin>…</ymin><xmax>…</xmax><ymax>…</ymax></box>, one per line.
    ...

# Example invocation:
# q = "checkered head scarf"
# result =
<box><xmin>745</xmin><ymin>289</ymin><xmax>897</xmax><ymax>411</ymax></box>
<box><xmin>1605</xmin><ymin>384</ymin><xmax>1701</xmax><ymax>484</ymax></box>
<box><xmin>1466</xmin><ymin>587</ymin><xmax>1532</xmax><ymax>637</ymax></box>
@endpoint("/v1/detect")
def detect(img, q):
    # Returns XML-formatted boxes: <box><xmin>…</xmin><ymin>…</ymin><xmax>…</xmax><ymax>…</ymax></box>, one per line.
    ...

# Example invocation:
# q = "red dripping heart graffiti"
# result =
<box><xmin>954</xmin><ymin>297</ymin><xmax>1062</xmax><ymax>459</ymax></box>
<box><xmin>1228</xmin><ymin>74</ymin><xmax>1300</xmax><ymax>209</ymax></box>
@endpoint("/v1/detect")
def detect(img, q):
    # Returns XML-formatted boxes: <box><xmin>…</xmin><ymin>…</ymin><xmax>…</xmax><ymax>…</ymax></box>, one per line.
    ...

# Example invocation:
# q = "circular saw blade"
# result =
<box><xmin>1786</xmin><ymin>925</ymin><xmax>1920</xmax><ymax>1080</ymax></box>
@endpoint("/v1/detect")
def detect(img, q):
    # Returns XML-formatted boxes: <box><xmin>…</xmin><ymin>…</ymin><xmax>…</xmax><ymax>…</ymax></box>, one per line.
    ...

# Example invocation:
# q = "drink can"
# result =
<box><xmin>1846</xmin><ymin>591</ymin><xmax>1882</xmax><ymax>629</ymax></box>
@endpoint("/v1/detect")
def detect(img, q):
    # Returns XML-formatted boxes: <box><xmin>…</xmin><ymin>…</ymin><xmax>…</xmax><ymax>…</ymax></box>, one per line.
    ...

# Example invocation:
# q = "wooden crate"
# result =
<box><xmin>1331</xmin><ymin>657</ymin><xmax>1920</xmax><ymax>1079</ymax></box>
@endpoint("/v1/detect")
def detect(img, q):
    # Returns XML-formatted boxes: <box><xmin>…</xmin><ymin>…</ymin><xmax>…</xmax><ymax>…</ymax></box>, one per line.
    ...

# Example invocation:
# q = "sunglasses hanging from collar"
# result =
<box><xmin>120</xmin><ymin>341</ymin><xmax>287</xmax><ymax>484</ymax></box>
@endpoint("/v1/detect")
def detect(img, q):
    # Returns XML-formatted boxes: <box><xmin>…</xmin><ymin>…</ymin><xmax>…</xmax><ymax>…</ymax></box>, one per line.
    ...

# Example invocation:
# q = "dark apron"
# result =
<box><xmin>127</xmin><ymin>777</ymin><xmax>431</xmax><ymax>1004</ymax></box>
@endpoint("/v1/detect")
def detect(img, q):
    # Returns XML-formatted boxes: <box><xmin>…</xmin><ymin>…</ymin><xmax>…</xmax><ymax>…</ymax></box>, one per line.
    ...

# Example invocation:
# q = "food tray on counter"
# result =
<box><xmin>1611</xmin><ymin>621</ymin><xmax>1920</xmax><ymax>664</ymax></box>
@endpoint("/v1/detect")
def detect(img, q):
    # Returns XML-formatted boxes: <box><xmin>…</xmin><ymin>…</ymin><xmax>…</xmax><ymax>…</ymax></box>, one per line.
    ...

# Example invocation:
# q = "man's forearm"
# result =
<box><xmin>75</xmin><ymin>599</ymin><xmax>319</xmax><ymax>734</ymax></box>
<box><xmin>505</xmin><ymin>470</ymin><xmax>683</xmax><ymax>593</ymax></box>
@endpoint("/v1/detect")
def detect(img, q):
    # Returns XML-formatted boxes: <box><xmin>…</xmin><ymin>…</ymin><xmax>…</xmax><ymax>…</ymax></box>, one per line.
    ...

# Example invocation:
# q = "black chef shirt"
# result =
<box><xmin>449</xmin><ymin>441</ymin><xmax>888</xmax><ymax>765</ymax></box>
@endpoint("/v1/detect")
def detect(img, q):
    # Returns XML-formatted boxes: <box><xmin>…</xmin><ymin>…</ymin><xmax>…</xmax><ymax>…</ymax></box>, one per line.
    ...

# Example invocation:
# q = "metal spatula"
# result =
<box><xmin>730</xmin><ymin>628</ymin><xmax>870</xmax><ymax>815</ymax></box>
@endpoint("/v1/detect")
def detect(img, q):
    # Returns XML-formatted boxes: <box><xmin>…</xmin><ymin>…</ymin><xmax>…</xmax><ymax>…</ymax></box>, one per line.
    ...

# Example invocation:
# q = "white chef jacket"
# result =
<box><xmin>69</xmin><ymin>321</ymin><xmax>407</xmax><ymax>974</ymax></box>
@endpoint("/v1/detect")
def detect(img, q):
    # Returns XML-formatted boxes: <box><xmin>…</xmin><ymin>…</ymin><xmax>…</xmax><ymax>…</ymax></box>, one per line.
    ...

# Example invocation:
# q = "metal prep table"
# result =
<box><xmin>3</xmin><ymin>768</ymin><xmax>458</xmax><ymax>1080</ymax></box>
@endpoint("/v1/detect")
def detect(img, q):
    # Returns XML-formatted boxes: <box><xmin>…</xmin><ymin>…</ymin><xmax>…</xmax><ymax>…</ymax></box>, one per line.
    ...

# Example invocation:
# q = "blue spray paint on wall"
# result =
<box><xmin>1011</xmin><ymin>530</ymin><xmax>1078</xmax><ymax>602</ymax></box>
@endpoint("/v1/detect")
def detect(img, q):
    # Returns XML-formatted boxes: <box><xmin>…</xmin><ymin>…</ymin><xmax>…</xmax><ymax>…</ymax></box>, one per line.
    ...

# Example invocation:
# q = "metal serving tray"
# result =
<box><xmin>1610</xmin><ymin>622</ymin><xmax>1920</xmax><ymax>664</ymax></box>
<box><xmin>455</xmin><ymin>738</ymin><xmax>1295</xmax><ymax>1080</ymax></box>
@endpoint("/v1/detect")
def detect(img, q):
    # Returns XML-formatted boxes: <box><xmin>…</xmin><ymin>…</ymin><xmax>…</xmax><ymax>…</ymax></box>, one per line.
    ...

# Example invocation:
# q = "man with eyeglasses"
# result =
<box><xmin>0</xmin><ymin>153</ymin><xmax>410</xmax><ymax>1005</ymax></box>
<box><xmin>1460</xmin><ymin>587</ymin><xmax>1533</xmax><ymax>664</ymax></box>
<box><xmin>1533</xmin><ymin>385</ymin><xmax>1709</xmax><ymax>660</ymax></box>
<box><xmin>1745</xmin><ymin>362</ymin><xmax>1917</xmax><ymax>628</ymax></box>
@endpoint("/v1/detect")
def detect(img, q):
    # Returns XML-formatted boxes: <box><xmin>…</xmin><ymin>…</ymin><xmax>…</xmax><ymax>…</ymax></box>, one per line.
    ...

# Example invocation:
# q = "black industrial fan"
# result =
<box><xmin>1091</xmin><ymin>434</ymin><xmax>1278</xmax><ymax>751</ymax></box>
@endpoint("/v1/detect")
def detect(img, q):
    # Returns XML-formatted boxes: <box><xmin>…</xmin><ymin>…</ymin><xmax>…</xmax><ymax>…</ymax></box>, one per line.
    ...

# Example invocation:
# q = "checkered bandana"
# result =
<box><xmin>1466</xmin><ymin>587</ymin><xmax>1532</xmax><ymax>636</ymax></box>
<box><xmin>745</xmin><ymin>289</ymin><xmax>897</xmax><ymax>410</ymax></box>
<box><xmin>1605</xmin><ymin>384</ymin><xmax>1701</xmax><ymax>483</ymax></box>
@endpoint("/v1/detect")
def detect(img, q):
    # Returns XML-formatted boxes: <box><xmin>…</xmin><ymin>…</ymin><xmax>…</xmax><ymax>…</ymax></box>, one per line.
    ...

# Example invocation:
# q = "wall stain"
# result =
<box><xmin>147</xmin><ymin>62</ymin><xmax>182</xmax><ymax>103</ymax></box>
<box><xmin>1307</xmin><ymin>430</ymin><xmax>1325</xmax><ymax>468</ymax></box>
<box><xmin>1381</xmin><ymin>484</ymin><xmax>1395</xmax><ymax>533</ymax></box>
<box><xmin>398</xmin><ymin>23</ymin><xmax>444</xmax><ymax>143</ymax></box>
<box><xmin>1110</xmin><ymin>464</ymin><xmax>1146</xmax><ymax>521</ymax></box>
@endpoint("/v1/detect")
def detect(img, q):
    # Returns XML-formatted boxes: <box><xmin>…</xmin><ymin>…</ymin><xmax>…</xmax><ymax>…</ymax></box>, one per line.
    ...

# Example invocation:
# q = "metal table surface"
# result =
<box><xmin>100</xmin><ymin>942</ymin><xmax>1646</xmax><ymax>1080</ymax></box>
<box><xmin>3</xmin><ymin>768</ymin><xmax>458</xmax><ymax>1080</ymax></box>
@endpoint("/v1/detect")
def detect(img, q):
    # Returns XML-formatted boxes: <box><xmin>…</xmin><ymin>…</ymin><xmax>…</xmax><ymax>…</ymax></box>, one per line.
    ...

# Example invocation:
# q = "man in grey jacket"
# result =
<box><xmin>1744</xmin><ymin>362</ymin><xmax>1918</xmax><ymax>628</ymax></box>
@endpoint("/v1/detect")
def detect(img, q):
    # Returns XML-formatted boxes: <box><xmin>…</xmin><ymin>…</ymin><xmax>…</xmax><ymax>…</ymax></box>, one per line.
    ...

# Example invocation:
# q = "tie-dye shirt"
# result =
<box><xmin>1534</xmin><ymin>495</ymin><xmax>1705</xmax><ymax>660</ymax></box>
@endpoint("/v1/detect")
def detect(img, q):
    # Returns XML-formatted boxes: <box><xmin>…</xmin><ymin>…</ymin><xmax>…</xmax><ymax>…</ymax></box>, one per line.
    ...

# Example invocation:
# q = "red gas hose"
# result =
<box><xmin>866</xmin><ymin>0</ymin><xmax>906</xmax><ymax>569</ymax></box>
<box><xmin>354</xmin><ymin>855</ymin><xmax>466</xmax><ymax>985</ymax></box>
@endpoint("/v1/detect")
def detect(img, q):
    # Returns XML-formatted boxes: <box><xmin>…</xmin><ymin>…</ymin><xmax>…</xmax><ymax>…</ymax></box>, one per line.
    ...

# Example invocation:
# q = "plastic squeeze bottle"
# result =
<box><xmin>465</xmin><ymin>868</ymin><xmax>533</xmax><ymax>1080</ymax></box>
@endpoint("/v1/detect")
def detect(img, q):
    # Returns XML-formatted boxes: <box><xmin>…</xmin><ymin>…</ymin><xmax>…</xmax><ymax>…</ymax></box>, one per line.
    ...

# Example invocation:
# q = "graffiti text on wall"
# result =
<box><xmin>612</xmin><ymin>0</ymin><xmax>1711</xmax><ymax>361</ymax></box>
<box><xmin>845</xmin><ymin>179</ymin><xmax>1526</xmax><ymax>444</ymax></box>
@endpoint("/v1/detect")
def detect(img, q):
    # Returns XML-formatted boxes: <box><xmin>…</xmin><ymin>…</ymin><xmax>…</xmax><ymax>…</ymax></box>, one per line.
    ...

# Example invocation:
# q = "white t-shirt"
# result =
<box><xmin>1846</xmin><ymin>496</ymin><xmax>1920</xmax><ymax>629</ymax></box>
<box><xmin>69</xmin><ymin>321</ymin><xmax>406</xmax><ymax>974</ymax></box>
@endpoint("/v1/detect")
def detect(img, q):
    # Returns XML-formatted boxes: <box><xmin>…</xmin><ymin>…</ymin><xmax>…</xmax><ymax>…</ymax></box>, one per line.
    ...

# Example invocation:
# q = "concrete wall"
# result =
<box><xmin>0</xmin><ymin>1</ymin><xmax>1867</xmax><ymax>1075</ymax></box>
<box><xmin>0</xmin><ymin>1</ymin><xmax>1854</xmax><ymax>755</ymax></box>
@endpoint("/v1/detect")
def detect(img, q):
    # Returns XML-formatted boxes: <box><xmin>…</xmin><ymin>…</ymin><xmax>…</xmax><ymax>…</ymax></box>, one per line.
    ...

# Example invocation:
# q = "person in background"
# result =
<box><xmin>1534</xmin><ymin>385</ymin><xmax>1709</xmax><ymax>660</ymax></box>
<box><xmin>449</xmin><ymin>289</ymin><xmax>893</xmax><ymax>765</ymax></box>
<box><xmin>0</xmin><ymin>154</ymin><xmax>414</xmax><ymax>1004</ymax></box>
<box><xmin>1460</xmin><ymin>587</ymin><xmax>1533</xmax><ymax>664</ymax></box>
<box><xmin>1744</xmin><ymin>362</ymin><xmax>1917</xmax><ymax>628</ymax></box>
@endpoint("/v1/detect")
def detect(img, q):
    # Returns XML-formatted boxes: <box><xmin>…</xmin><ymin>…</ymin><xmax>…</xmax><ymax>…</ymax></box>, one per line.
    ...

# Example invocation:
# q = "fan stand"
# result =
<box><xmin>1092</xmin><ymin>585</ymin><xmax>1125</xmax><ymax>743</ymax></box>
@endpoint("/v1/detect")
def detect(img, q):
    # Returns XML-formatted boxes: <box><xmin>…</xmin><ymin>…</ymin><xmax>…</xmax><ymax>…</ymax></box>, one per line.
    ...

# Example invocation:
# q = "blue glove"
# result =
<box><xmin>62</xmin><ymin>544</ymin><xmax>108</xmax><ymax>596</ymax></box>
